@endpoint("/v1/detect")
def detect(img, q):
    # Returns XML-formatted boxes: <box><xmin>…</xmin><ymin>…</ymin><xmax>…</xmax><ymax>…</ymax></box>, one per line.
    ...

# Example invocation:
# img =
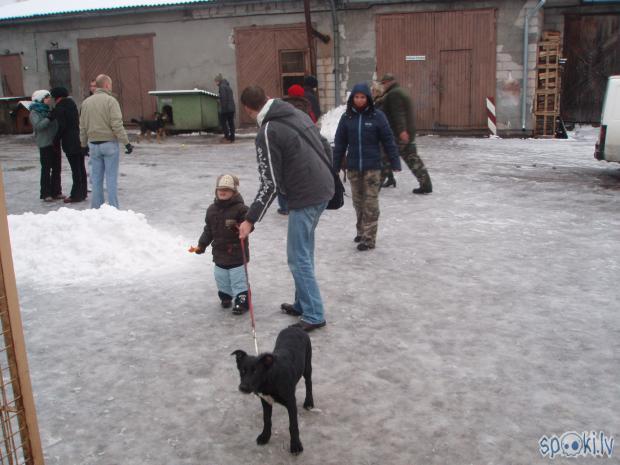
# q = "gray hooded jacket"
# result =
<box><xmin>246</xmin><ymin>99</ymin><xmax>335</xmax><ymax>223</ymax></box>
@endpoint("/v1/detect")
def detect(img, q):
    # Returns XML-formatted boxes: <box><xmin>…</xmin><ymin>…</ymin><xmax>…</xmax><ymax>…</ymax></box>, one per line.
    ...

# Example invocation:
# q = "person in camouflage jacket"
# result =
<box><xmin>380</xmin><ymin>73</ymin><xmax>433</xmax><ymax>194</ymax></box>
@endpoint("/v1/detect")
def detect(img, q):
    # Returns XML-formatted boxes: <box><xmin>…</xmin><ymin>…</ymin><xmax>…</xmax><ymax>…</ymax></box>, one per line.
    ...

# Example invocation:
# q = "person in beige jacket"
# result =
<box><xmin>80</xmin><ymin>74</ymin><xmax>133</xmax><ymax>209</ymax></box>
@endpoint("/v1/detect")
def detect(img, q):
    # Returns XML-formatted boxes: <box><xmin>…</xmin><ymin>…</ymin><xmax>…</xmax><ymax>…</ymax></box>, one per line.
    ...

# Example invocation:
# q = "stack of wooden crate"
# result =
<box><xmin>534</xmin><ymin>31</ymin><xmax>562</xmax><ymax>137</ymax></box>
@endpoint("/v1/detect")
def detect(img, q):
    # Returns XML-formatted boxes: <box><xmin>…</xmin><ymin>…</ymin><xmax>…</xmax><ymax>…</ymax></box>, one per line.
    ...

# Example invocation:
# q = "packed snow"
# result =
<box><xmin>8</xmin><ymin>205</ymin><xmax>188</xmax><ymax>289</ymax></box>
<box><xmin>1</xmin><ymin>126</ymin><xmax>619</xmax><ymax>465</ymax></box>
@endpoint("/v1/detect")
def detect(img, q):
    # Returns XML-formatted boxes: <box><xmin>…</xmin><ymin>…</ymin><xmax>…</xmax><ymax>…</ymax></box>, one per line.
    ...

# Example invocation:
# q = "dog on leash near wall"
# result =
<box><xmin>232</xmin><ymin>326</ymin><xmax>314</xmax><ymax>455</ymax></box>
<box><xmin>131</xmin><ymin>112</ymin><xmax>167</xmax><ymax>143</ymax></box>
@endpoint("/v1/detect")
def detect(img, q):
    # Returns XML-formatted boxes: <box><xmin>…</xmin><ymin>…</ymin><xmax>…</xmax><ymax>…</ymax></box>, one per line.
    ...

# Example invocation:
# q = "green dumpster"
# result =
<box><xmin>148</xmin><ymin>89</ymin><xmax>220</xmax><ymax>133</ymax></box>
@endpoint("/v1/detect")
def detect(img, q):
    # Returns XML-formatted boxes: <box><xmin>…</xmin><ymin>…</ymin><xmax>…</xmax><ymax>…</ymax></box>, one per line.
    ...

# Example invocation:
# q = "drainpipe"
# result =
<box><xmin>327</xmin><ymin>0</ymin><xmax>340</xmax><ymax>106</ymax></box>
<box><xmin>521</xmin><ymin>0</ymin><xmax>546</xmax><ymax>131</ymax></box>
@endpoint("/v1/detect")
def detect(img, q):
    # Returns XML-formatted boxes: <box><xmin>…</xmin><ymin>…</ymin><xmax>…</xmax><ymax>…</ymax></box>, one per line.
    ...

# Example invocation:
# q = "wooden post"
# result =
<box><xmin>0</xmin><ymin>168</ymin><xmax>45</xmax><ymax>465</ymax></box>
<box><xmin>303</xmin><ymin>0</ymin><xmax>317</xmax><ymax>78</ymax></box>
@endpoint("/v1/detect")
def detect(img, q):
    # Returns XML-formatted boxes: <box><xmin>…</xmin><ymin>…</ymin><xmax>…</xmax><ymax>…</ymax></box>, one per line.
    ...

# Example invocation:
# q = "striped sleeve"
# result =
<box><xmin>246</xmin><ymin>122</ymin><xmax>279</xmax><ymax>223</ymax></box>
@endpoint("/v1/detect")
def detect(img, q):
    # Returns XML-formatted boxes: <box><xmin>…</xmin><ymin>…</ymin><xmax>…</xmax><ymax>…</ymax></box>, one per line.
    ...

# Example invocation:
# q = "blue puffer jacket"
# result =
<box><xmin>333</xmin><ymin>83</ymin><xmax>400</xmax><ymax>172</ymax></box>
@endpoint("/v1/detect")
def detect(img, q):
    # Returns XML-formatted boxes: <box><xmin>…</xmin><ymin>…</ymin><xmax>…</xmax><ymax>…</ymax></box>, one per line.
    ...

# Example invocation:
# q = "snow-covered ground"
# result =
<box><xmin>1</xmin><ymin>126</ymin><xmax>619</xmax><ymax>465</ymax></box>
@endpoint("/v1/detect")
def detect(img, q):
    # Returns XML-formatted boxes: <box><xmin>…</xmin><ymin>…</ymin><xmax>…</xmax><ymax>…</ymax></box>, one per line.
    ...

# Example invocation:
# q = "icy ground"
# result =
<box><xmin>1</xmin><ymin>126</ymin><xmax>619</xmax><ymax>465</ymax></box>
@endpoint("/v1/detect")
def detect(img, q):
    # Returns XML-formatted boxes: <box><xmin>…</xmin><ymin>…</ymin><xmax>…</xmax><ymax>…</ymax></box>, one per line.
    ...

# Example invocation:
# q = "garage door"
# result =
<box><xmin>377</xmin><ymin>9</ymin><xmax>496</xmax><ymax>131</ymax></box>
<box><xmin>78</xmin><ymin>34</ymin><xmax>156</xmax><ymax>122</ymax></box>
<box><xmin>235</xmin><ymin>24</ymin><xmax>311</xmax><ymax>125</ymax></box>
<box><xmin>0</xmin><ymin>54</ymin><xmax>25</xmax><ymax>97</ymax></box>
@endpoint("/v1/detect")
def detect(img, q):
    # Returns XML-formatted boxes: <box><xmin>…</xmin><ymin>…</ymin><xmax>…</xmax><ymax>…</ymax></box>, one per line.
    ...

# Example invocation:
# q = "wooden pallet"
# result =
<box><xmin>534</xmin><ymin>31</ymin><xmax>563</xmax><ymax>137</ymax></box>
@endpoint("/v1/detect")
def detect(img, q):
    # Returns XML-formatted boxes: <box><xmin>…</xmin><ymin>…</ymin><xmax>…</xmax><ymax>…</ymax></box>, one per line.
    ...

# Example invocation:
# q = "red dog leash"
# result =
<box><xmin>240</xmin><ymin>237</ymin><xmax>259</xmax><ymax>355</ymax></box>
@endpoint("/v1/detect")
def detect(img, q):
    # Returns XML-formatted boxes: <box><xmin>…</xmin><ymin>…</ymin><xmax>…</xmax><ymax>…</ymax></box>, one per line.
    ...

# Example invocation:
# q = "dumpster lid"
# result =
<box><xmin>0</xmin><ymin>96</ymin><xmax>29</xmax><ymax>102</ymax></box>
<box><xmin>149</xmin><ymin>89</ymin><xmax>218</xmax><ymax>98</ymax></box>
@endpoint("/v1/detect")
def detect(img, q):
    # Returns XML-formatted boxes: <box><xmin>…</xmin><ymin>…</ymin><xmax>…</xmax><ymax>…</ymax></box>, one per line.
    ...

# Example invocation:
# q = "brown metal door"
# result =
<box><xmin>78</xmin><ymin>34</ymin><xmax>156</xmax><ymax>121</ymax></box>
<box><xmin>377</xmin><ymin>9</ymin><xmax>496</xmax><ymax>131</ymax></box>
<box><xmin>117</xmin><ymin>56</ymin><xmax>143</xmax><ymax>121</ymax></box>
<box><xmin>439</xmin><ymin>50</ymin><xmax>472</xmax><ymax>128</ymax></box>
<box><xmin>236</xmin><ymin>24</ymin><xmax>309</xmax><ymax>125</ymax></box>
<box><xmin>0</xmin><ymin>54</ymin><xmax>25</xmax><ymax>97</ymax></box>
<box><xmin>561</xmin><ymin>14</ymin><xmax>620</xmax><ymax>123</ymax></box>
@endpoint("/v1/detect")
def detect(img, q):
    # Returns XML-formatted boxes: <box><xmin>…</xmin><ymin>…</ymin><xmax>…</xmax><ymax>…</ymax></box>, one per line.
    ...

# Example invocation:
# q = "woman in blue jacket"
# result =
<box><xmin>333</xmin><ymin>83</ymin><xmax>401</xmax><ymax>251</ymax></box>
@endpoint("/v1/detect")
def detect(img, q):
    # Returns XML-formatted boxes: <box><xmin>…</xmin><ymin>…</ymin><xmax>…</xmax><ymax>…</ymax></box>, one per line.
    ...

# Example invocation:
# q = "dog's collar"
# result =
<box><xmin>256</xmin><ymin>393</ymin><xmax>274</xmax><ymax>405</ymax></box>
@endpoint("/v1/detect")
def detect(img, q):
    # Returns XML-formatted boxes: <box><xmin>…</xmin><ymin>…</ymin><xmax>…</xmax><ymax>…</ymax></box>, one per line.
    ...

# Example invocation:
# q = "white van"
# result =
<box><xmin>595</xmin><ymin>76</ymin><xmax>620</xmax><ymax>163</ymax></box>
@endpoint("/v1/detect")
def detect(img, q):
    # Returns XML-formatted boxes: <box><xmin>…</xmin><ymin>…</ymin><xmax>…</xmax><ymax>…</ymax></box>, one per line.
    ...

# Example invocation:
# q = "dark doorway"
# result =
<box><xmin>47</xmin><ymin>49</ymin><xmax>72</xmax><ymax>94</ymax></box>
<box><xmin>561</xmin><ymin>14</ymin><xmax>620</xmax><ymax>123</ymax></box>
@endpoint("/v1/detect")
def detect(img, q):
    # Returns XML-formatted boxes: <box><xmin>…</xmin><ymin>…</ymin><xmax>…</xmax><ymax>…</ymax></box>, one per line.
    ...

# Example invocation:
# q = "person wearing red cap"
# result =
<box><xmin>284</xmin><ymin>84</ymin><xmax>317</xmax><ymax>123</ymax></box>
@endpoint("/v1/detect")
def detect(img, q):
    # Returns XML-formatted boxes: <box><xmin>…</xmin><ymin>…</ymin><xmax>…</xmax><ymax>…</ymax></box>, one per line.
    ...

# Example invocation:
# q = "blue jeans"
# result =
<box><xmin>213</xmin><ymin>264</ymin><xmax>247</xmax><ymax>299</ymax></box>
<box><xmin>89</xmin><ymin>141</ymin><xmax>120</xmax><ymax>208</ymax></box>
<box><xmin>287</xmin><ymin>201</ymin><xmax>327</xmax><ymax>324</ymax></box>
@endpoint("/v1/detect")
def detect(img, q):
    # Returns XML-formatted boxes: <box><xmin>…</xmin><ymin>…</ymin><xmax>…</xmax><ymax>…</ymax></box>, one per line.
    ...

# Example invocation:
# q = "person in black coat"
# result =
<box><xmin>215</xmin><ymin>74</ymin><xmax>236</xmax><ymax>143</ymax></box>
<box><xmin>50</xmin><ymin>87</ymin><xmax>87</xmax><ymax>203</ymax></box>
<box><xmin>303</xmin><ymin>75</ymin><xmax>322</xmax><ymax>121</ymax></box>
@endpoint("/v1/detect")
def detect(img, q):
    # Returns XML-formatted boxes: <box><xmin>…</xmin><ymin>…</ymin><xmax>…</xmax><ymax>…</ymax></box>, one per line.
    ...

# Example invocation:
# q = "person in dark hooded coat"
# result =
<box><xmin>50</xmin><ymin>86</ymin><xmax>88</xmax><ymax>203</ymax></box>
<box><xmin>215</xmin><ymin>74</ymin><xmax>236</xmax><ymax>143</ymax></box>
<box><xmin>333</xmin><ymin>82</ymin><xmax>401</xmax><ymax>251</ymax></box>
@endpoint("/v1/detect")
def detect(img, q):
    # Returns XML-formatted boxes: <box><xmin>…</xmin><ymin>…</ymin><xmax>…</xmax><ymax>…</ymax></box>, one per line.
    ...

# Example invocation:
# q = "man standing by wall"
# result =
<box><xmin>237</xmin><ymin>86</ymin><xmax>334</xmax><ymax>332</ymax></box>
<box><xmin>79</xmin><ymin>74</ymin><xmax>133</xmax><ymax>209</ymax></box>
<box><xmin>380</xmin><ymin>73</ymin><xmax>433</xmax><ymax>194</ymax></box>
<box><xmin>215</xmin><ymin>74</ymin><xmax>236</xmax><ymax>143</ymax></box>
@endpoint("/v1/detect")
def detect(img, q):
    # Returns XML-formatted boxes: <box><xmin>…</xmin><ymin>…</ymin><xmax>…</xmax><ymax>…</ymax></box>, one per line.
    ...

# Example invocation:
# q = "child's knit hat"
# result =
<box><xmin>31</xmin><ymin>90</ymin><xmax>50</xmax><ymax>102</ymax></box>
<box><xmin>216</xmin><ymin>174</ymin><xmax>239</xmax><ymax>192</ymax></box>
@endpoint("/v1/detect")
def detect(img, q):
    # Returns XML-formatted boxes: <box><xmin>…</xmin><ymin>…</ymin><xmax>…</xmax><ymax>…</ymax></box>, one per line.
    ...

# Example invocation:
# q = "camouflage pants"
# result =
<box><xmin>399</xmin><ymin>142</ymin><xmax>432</xmax><ymax>189</ymax></box>
<box><xmin>347</xmin><ymin>169</ymin><xmax>381</xmax><ymax>247</ymax></box>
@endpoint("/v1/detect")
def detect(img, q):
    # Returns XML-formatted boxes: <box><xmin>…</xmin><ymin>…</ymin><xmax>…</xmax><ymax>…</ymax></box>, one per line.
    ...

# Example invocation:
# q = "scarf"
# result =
<box><xmin>30</xmin><ymin>101</ymin><xmax>50</xmax><ymax>117</ymax></box>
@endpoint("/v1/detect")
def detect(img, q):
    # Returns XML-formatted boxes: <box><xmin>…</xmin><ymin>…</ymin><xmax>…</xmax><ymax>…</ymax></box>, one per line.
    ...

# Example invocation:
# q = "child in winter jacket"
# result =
<box><xmin>191</xmin><ymin>174</ymin><xmax>250</xmax><ymax>314</ymax></box>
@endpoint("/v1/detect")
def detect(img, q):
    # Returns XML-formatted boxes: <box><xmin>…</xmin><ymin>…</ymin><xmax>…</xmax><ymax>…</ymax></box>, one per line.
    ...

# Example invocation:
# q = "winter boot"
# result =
<box><xmin>381</xmin><ymin>173</ymin><xmax>397</xmax><ymax>188</ymax></box>
<box><xmin>218</xmin><ymin>291</ymin><xmax>233</xmax><ymax>308</ymax></box>
<box><xmin>413</xmin><ymin>178</ymin><xmax>433</xmax><ymax>194</ymax></box>
<box><xmin>232</xmin><ymin>291</ymin><xmax>249</xmax><ymax>315</ymax></box>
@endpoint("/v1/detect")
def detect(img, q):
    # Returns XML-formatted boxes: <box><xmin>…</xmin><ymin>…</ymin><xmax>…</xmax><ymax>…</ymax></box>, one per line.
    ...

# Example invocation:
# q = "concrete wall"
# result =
<box><xmin>0</xmin><ymin>2</ymin><xmax>335</xmax><ymax>108</ymax></box>
<box><xmin>0</xmin><ymin>0</ymin><xmax>549</xmax><ymax>133</ymax></box>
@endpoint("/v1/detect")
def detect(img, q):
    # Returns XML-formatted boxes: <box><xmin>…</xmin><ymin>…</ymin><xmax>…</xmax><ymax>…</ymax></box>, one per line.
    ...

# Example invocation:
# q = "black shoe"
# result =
<box><xmin>232</xmin><ymin>292</ymin><xmax>249</xmax><ymax>315</ymax></box>
<box><xmin>277</xmin><ymin>209</ymin><xmax>289</xmax><ymax>216</ymax></box>
<box><xmin>413</xmin><ymin>186</ymin><xmax>432</xmax><ymax>194</ymax></box>
<box><xmin>290</xmin><ymin>320</ymin><xmax>326</xmax><ymax>332</ymax></box>
<box><xmin>357</xmin><ymin>243</ymin><xmax>375</xmax><ymax>251</ymax></box>
<box><xmin>353</xmin><ymin>235</ymin><xmax>362</xmax><ymax>243</ymax></box>
<box><xmin>381</xmin><ymin>177</ymin><xmax>396</xmax><ymax>188</ymax></box>
<box><xmin>218</xmin><ymin>291</ymin><xmax>232</xmax><ymax>308</ymax></box>
<box><xmin>281</xmin><ymin>303</ymin><xmax>302</xmax><ymax>317</ymax></box>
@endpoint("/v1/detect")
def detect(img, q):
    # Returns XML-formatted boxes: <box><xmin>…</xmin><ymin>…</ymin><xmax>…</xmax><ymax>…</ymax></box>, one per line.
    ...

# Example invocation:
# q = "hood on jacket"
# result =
<box><xmin>346</xmin><ymin>83</ymin><xmax>374</xmax><ymax>115</ymax></box>
<box><xmin>261</xmin><ymin>99</ymin><xmax>299</xmax><ymax>125</ymax></box>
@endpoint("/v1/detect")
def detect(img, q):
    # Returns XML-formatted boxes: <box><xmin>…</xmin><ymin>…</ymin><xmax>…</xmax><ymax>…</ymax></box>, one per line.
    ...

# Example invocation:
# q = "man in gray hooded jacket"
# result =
<box><xmin>238</xmin><ymin>85</ymin><xmax>334</xmax><ymax>331</ymax></box>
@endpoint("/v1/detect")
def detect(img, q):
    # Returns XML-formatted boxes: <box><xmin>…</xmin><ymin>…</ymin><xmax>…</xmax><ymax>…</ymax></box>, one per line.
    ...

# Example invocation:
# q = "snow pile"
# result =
<box><xmin>7</xmin><ymin>205</ymin><xmax>190</xmax><ymax>289</ymax></box>
<box><xmin>568</xmin><ymin>124</ymin><xmax>600</xmax><ymax>141</ymax></box>
<box><xmin>319</xmin><ymin>104</ymin><xmax>346</xmax><ymax>144</ymax></box>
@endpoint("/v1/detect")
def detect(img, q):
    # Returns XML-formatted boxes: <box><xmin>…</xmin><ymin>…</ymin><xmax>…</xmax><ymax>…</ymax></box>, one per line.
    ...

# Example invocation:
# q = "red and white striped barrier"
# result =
<box><xmin>486</xmin><ymin>96</ymin><xmax>497</xmax><ymax>136</ymax></box>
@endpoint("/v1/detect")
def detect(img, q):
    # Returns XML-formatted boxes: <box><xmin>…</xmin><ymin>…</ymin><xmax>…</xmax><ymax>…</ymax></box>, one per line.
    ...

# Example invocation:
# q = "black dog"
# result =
<box><xmin>131</xmin><ymin>112</ymin><xmax>166</xmax><ymax>143</ymax></box>
<box><xmin>232</xmin><ymin>326</ymin><xmax>313</xmax><ymax>455</ymax></box>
